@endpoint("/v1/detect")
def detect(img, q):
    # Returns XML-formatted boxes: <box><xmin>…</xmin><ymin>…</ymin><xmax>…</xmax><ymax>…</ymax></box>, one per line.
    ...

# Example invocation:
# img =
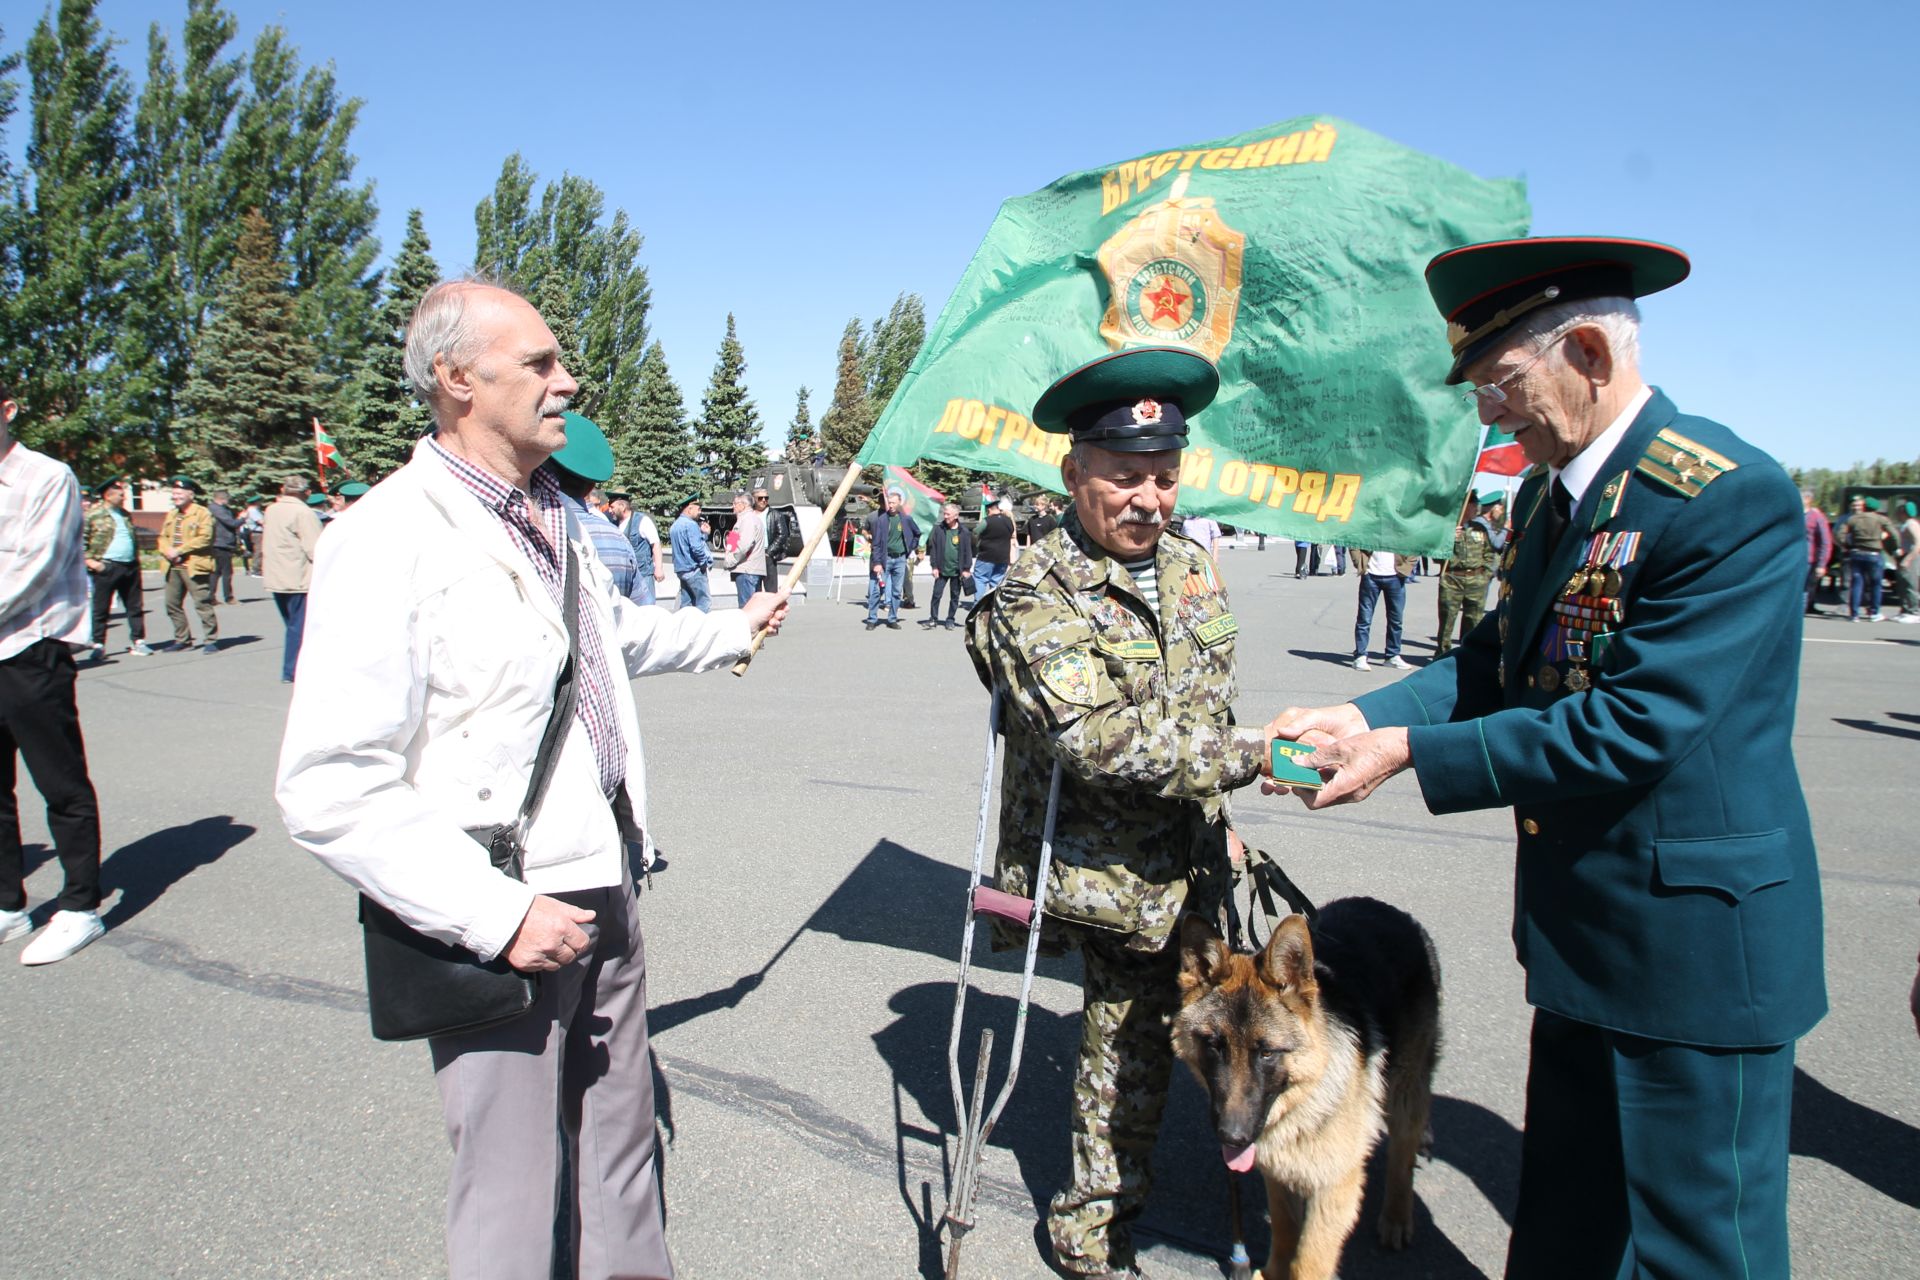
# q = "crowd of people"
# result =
<box><xmin>0</xmin><ymin>231</ymin><xmax>1864</xmax><ymax>1280</ymax></box>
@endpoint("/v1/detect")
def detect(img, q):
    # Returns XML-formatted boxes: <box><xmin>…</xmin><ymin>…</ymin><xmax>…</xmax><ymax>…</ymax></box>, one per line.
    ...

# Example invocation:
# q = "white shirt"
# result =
<box><xmin>1364</xmin><ymin>549</ymin><xmax>1398</xmax><ymax>576</ymax></box>
<box><xmin>0</xmin><ymin>440</ymin><xmax>90</xmax><ymax>660</ymax></box>
<box><xmin>1183</xmin><ymin>516</ymin><xmax>1222</xmax><ymax>554</ymax></box>
<box><xmin>1552</xmin><ymin>384</ymin><xmax>1653</xmax><ymax>511</ymax></box>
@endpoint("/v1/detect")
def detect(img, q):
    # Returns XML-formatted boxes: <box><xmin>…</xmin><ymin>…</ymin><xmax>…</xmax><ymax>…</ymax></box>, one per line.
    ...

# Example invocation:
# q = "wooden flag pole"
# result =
<box><xmin>731</xmin><ymin>463</ymin><xmax>867</xmax><ymax>677</ymax></box>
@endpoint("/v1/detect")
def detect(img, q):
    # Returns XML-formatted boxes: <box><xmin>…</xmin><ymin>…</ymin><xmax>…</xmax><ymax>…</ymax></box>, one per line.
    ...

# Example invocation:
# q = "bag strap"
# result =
<box><xmin>508</xmin><ymin>546</ymin><xmax>581</xmax><ymax>851</ymax></box>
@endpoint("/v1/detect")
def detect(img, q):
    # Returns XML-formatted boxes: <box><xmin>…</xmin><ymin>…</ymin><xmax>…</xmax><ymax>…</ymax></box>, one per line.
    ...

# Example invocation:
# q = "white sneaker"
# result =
<box><xmin>1868</xmin><ymin>612</ymin><xmax>1888</xmax><ymax>622</ymax></box>
<box><xmin>0</xmin><ymin>908</ymin><xmax>30</xmax><ymax>945</ymax></box>
<box><xmin>1385</xmin><ymin>655</ymin><xmax>1413</xmax><ymax>669</ymax></box>
<box><xmin>19</xmin><ymin>909</ymin><xmax>104</xmax><ymax>965</ymax></box>
<box><xmin>1352</xmin><ymin>655</ymin><xmax>1371</xmax><ymax>671</ymax></box>
<box><xmin>1896</xmin><ymin>613</ymin><xmax>1920</xmax><ymax>625</ymax></box>
<box><xmin>128</xmin><ymin>641</ymin><xmax>155</xmax><ymax>656</ymax></box>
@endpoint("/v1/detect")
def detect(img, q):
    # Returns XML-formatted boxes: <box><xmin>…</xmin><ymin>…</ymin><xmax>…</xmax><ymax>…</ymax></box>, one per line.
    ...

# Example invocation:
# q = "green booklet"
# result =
<box><xmin>1270</xmin><ymin>740</ymin><xmax>1326</xmax><ymax>790</ymax></box>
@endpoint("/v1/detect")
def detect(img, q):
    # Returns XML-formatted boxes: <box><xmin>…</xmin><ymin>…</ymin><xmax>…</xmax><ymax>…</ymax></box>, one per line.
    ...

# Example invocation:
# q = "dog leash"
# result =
<box><xmin>1227</xmin><ymin>842</ymin><xmax>1318</xmax><ymax>954</ymax></box>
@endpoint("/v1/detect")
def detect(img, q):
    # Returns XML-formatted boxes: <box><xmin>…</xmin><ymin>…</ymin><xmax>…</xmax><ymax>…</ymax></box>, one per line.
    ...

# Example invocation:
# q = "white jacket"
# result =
<box><xmin>275</xmin><ymin>440</ymin><xmax>750</xmax><ymax>961</ymax></box>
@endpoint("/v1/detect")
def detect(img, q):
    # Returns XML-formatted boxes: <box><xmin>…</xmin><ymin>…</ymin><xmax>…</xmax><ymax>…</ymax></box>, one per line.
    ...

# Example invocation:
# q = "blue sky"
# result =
<box><xmin>13</xmin><ymin>0</ymin><xmax>1918</xmax><ymax>470</ymax></box>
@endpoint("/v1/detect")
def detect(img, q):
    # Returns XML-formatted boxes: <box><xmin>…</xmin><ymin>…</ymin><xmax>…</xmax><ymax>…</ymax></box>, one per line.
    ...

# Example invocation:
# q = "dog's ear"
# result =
<box><xmin>1259</xmin><ymin>913</ymin><xmax>1318</xmax><ymax>997</ymax></box>
<box><xmin>1177</xmin><ymin>914</ymin><xmax>1231</xmax><ymax>990</ymax></box>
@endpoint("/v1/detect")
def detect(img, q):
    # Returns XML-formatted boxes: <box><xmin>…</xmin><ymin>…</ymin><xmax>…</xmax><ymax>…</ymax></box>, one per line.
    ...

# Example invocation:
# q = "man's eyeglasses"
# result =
<box><xmin>1461</xmin><ymin>327</ymin><xmax>1574</xmax><ymax>406</ymax></box>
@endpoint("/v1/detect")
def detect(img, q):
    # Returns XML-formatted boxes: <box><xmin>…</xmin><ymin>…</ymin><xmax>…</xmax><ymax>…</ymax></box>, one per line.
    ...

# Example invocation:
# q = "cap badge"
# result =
<box><xmin>1131</xmin><ymin>398</ymin><xmax>1162</xmax><ymax>425</ymax></box>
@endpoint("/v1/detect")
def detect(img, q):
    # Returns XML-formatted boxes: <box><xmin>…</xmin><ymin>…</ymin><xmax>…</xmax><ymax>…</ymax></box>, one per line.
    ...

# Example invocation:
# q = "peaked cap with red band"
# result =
<box><xmin>1427</xmin><ymin>236</ymin><xmax>1691</xmax><ymax>384</ymax></box>
<box><xmin>1031</xmin><ymin>345</ymin><xmax>1219</xmax><ymax>453</ymax></box>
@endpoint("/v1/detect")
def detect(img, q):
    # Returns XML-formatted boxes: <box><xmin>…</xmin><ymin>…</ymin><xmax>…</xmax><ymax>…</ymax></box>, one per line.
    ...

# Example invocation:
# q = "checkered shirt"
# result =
<box><xmin>427</xmin><ymin>437</ymin><xmax>627</xmax><ymax>795</ymax></box>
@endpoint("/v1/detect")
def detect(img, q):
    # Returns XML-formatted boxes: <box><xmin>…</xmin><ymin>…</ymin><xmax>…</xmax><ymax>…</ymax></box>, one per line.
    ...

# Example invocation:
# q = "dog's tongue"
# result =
<box><xmin>1221</xmin><ymin>1142</ymin><xmax>1258</xmax><ymax>1173</ymax></box>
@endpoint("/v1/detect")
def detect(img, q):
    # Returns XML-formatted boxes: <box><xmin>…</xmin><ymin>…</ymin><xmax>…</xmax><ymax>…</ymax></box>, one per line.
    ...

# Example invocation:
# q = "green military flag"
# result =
<box><xmin>855</xmin><ymin>117</ymin><xmax>1530</xmax><ymax>555</ymax></box>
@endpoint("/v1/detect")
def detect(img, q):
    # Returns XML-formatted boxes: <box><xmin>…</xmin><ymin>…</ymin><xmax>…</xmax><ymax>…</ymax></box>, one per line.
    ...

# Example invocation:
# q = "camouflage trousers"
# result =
<box><xmin>1048</xmin><ymin>932</ymin><xmax>1181</xmax><ymax>1275</ymax></box>
<box><xmin>1435</xmin><ymin>572</ymin><xmax>1490</xmax><ymax>657</ymax></box>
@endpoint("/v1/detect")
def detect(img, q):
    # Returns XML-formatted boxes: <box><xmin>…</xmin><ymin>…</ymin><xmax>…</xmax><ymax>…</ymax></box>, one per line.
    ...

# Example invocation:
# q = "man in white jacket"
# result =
<box><xmin>276</xmin><ymin>279</ymin><xmax>787</xmax><ymax>1280</ymax></box>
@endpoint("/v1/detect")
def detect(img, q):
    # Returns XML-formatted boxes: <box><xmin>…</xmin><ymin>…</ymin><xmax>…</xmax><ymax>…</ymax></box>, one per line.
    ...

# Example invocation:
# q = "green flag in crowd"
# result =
<box><xmin>856</xmin><ymin>117</ymin><xmax>1530</xmax><ymax>555</ymax></box>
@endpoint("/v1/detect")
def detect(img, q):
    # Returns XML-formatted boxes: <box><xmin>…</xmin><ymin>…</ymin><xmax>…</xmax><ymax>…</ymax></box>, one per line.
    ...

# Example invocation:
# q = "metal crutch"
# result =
<box><xmin>940</xmin><ymin>687</ymin><xmax>1065</xmax><ymax>1280</ymax></box>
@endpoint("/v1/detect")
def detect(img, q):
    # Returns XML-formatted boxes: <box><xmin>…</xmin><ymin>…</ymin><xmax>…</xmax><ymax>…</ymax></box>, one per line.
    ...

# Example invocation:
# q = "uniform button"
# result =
<box><xmin>1522</xmin><ymin>818</ymin><xmax>1540</xmax><ymax>835</ymax></box>
<box><xmin>478</xmin><ymin>788</ymin><xmax>492</xmax><ymax>801</ymax></box>
<box><xmin>1526</xmin><ymin>675</ymin><xmax>1536</xmax><ymax>688</ymax></box>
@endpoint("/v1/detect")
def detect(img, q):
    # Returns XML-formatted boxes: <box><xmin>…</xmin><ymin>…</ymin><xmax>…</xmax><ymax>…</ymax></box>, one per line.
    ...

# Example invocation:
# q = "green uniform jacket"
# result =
<box><xmin>966</xmin><ymin>508</ymin><xmax>1266</xmax><ymax>953</ymax></box>
<box><xmin>1353</xmin><ymin>390</ymin><xmax>1826</xmax><ymax>1047</ymax></box>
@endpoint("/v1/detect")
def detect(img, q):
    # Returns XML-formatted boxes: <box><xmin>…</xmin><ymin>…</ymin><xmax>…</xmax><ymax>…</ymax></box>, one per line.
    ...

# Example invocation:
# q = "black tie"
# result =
<box><xmin>1546</xmin><ymin>477</ymin><xmax>1573</xmax><ymax>556</ymax></box>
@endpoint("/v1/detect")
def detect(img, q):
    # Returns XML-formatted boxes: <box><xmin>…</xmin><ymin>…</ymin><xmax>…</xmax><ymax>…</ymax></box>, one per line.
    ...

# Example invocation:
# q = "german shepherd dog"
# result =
<box><xmin>1172</xmin><ymin>898</ymin><xmax>1441</xmax><ymax>1280</ymax></box>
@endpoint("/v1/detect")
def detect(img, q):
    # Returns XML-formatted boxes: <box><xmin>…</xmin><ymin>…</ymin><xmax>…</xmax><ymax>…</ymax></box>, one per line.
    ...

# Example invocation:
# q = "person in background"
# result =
<box><xmin>240</xmin><ymin>495</ymin><xmax>265</xmax><ymax>575</ymax></box>
<box><xmin>972</xmin><ymin>496</ymin><xmax>1017</xmax><ymax>596</ymax></box>
<box><xmin>863</xmin><ymin>487</ymin><xmax>919</xmax><ymax>631</ymax></box>
<box><xmin>158</xmin><ymin>475</ymin><xmax>219</xmax><ymax>654</ymax></box>
<box><xmin>1435</xmin><ymin>492</ymin><xmax>1499</xmax><ymax>658</ymax></box>
<box><xmin>755</xmin><ymin>483</ymin><xmax>791</xmax><ymax>594</ymax></box>
<box><xmin>0</xmin><ymin>378</ymin><xmax>107</xmax><ymax>966</ymax></box>
<box><xmin>921</xmin><ymin>501</ymin><xmax>973</xmax><ymax>630</ymax></box>
<box><xmin>1895</xmin><ymin>500</ymin><xmax>1920</xmax><ymax>623</ymax></box>
<box><xmin>1840</xmin><ymin>496</ymin><xmax>1896</xmax><ymax>622</ymax></box>
<box><xmin>262</xmin><ymin>475</ymin><xmax>323</xmax><ymax>683</ymax></box>
<box><xmin>546</xmin><ymin>413</ymin><xmax>638</xmax><ymax>600</ymax></box>
<box><xmin>208</xmin><ymin>488</ymin><xmax>240</xmax><ymax>604</ymax></box>
<box><xmin>1350</xmin><ymin>547</ymin><xmax>1413</xmax><ymax>672</ymax></box>
<box><xmin>82</xmin><ymin>477</ymin><xmax>153</xmax><ymax>659</ymax></box>
<box><xmin>1181</xmin><ymin>512</ymin><xmax>1223</xmax><ymax>561</ymax></box>
<box><xmin>1292</xmin><ymin>538</ymin><xmax>1319</xmax><ymax>578</ymax></box>
<box><xmin>1025</xmin><ymin>494</ymin><xmax>1059</xmax><ymax>545</ymax></box>
<box><xmin>1802</xmin><ymin>487</ymin><xmax>1834</xmax><ymax>616</ymax></box>
<box><xmin>669</xmin><ymin>493</ymin><xmax>713</xmax><ymax>612</ymax></box>
<box><xmin>612</xmin><ymin>494</ymin><xmax>664</xmax><ymax>606</ymax></box>
<box><xmin>724</xmin><ymin>489</ymin><xmax>766</xmax><ymax>608</ymax></box>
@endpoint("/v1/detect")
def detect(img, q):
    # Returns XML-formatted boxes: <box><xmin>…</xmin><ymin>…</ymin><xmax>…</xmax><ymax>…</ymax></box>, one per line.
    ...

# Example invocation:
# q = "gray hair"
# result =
<box><xmin>282</xmin><ymin>475</ymin><xmax>311</xmax><ymax>497</ymax></box>
<box><xmin>1509</xmin><ymin>295</ymin><xmax>1642</xmax><ymax>369</ymax></box>
<box><xmin>1799</xmin><ymin>487</ymin><xmax>1816</xmax><ymax>504</ymax></box>
<box><xmin>403</xmin><ymin>275</ymin><xmax>520</xmax><ymax>405</ymax></box>
<box><xmin>886</xmin><ymin>486</ymin><xmax>906</xmax><ymax>501</ymax></box>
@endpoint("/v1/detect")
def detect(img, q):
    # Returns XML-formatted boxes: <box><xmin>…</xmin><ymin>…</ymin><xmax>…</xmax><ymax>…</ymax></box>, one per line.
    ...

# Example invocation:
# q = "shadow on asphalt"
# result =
<box><xmin>100</xmin><ymin>814</ymin><xmax>255</xmax><ymax>927</ymax></box>
<box><xmin>1791</xmin><ymin>1066</ymin><xmax>1920</xmax><ymax>1208</ymax></box>
<box><xmin>1831</xmin><ymin>716</ymin><xmax>1920</xmax><ymax>742</ymax></box>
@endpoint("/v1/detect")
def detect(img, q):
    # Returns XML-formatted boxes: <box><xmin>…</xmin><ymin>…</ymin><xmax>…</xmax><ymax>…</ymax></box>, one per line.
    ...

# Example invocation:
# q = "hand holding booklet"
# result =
<box><xmin>1270</xmin><ymin>739</ymin><xmax>1327</xmax><ymax>790</ymax></box>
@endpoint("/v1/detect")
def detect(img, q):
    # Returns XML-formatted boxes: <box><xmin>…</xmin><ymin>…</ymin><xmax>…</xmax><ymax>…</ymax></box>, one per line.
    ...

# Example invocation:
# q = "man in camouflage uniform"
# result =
<box><xmin>1435</xmin><ymin>490</ymin><xmax>1500</xmax><ymax>656</ymax></box>
<box><xmin>965</xmin><ymin>346</ymin><xmax>1274</xmax><ymax>1279</ymax></box>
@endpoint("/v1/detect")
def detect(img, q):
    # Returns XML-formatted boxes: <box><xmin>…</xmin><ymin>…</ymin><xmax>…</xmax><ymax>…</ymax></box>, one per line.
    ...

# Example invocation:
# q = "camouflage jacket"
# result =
<box><xmin>158</xmin><ymin>502</ymin><xmax>215</xmax><ymax>575</ymax></box>
<box><xmin>965</xmin><ymin>508</ymin><xmax>1267</xmax><ymax>954</ymax></box>
<box><xmin>1443</xmin><ymin>517</ymin><xmax>1497</xmax><ymax>579</ymax></box>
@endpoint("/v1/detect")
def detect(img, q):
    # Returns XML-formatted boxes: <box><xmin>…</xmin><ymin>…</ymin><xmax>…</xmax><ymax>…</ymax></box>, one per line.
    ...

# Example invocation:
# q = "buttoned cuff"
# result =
<box><xmin>461</xmin><ymin>877</ymin><xmax>540</xmax><ymax>963</ymax></box>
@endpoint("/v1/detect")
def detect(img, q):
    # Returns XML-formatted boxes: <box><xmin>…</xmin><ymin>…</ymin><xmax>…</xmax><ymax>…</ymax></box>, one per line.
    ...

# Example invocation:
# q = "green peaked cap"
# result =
<box><xmin>1426</xmin><ymin>236</ymin><xmax>1690</xmax><ymax>383</ymax></box>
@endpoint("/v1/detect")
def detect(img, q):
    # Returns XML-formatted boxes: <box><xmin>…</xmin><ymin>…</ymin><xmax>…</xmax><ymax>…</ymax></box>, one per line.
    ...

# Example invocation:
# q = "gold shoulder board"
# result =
<box><xmin>1637</xmin><ymin>428</ymin><xmax>1737</xmax><ymax>498</ymax></box>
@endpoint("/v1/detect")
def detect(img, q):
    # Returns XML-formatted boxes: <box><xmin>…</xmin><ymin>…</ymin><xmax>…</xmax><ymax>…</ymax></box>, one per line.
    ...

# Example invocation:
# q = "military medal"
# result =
<box><xmin>1565</xmin><ymin>666</ymin><xmax>1590</xmax><ymax>692</ymax></box>
<box><xmin>1537</xmin><ymin>664</ymin><xmax>1560</xmax><ymax>693</ymax></box>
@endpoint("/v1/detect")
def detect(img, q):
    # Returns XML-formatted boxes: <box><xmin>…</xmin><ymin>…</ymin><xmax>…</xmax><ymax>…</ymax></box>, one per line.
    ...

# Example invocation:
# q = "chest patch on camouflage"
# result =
<box><xmin>1038</xmin><ymin>647</ymin><xmax>1099</xmax><ymax>706</ymax></box>
<box><xmin>1096</xmin><ymin>637</ymin><xmax>1162</xmax><ymax>661</ymax></box>
<box><xmin>1193</xmin><ymin>613</ymin><xmax>1238</xmax><ymax>647</ymax></box>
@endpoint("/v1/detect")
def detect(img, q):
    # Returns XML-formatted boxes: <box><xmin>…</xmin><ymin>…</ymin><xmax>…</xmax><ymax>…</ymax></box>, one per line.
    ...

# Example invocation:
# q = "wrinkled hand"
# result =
<box><xmin>1281</xmin><ymin>727</ymin><xmax>1412</xmax><ymax>809</ymax></box>
<box><xmin>742</xmin><ymin>588</ymin><xmax>791</xmax><ymax>637</ymax></box>
<box><xmin>1259</xmin><ymin>703</ymin><xmax>1370</xmax><ymax>798</ymax></box>
<box><xmin>504</xmin><ymin>895</ymin><xmax>596</xmax><ymax>973</ymax></box>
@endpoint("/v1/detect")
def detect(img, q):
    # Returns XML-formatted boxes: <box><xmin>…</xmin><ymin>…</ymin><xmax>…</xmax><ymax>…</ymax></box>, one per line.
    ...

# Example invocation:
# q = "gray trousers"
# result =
<box><xmin>429</xmin><ymin>872</ymin><xmax>671</xmax><ymax>1280</ymax></box>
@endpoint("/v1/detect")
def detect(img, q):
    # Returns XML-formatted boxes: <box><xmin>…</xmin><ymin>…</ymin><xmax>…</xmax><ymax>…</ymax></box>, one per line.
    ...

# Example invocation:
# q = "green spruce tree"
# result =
<box><xmin>181</xmin><ymin>207</ymin><xmax>326</xmax><ymax>493</ymax></box>
<box><xmin>343</xmin><ymin>207</ymin><xmax>438</xmax><ymax>480</ymax></box>
<box><xmin>867</xmin><ymin>292</ymin><xmax>926</xmax><ymax>409</ymax></box>
<box><xmin>784</xmin><ymin>385</ymin><xmax>815</xmax><ymax>464</ymax></box>
<box><xmin>692</xmin><ymin>314</ymin><xmax>764</xmax><ymax>487</ymax></box>
<box><xmin>15</xmin><ymin>0</ymin><xmax>146</xmax><ymax>471</ymax></box>
<box><xmin>819</xmin><ymin>318</ymin><xmax>873</xmax><ymax>465</ymax></box>
<box><xmin>0</xmin><ymin>27</ymin><xmax>24</xmax><ymax>385</ymax></box>
<box><xmin>617</xmin><ymin>341</ymin><xmax>696</xmax><ymax>513</ymax></box>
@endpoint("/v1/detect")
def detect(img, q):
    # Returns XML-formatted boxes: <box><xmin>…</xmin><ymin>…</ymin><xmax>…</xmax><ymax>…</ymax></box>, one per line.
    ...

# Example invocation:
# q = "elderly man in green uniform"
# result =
<box><xmin>1435</xmin><ymin>491</ymin><xmax>1501</xmax><ymax>656</ymax></box>
<box><xmin>966</xmin><ymin>346</ymin><xmax>1275</xmax><ymax>1279</ymax></box>
<box><xmin>1269</xmin><ymin>238</ymin><xmax>1825</xmax><ymax>1279</ymax></box>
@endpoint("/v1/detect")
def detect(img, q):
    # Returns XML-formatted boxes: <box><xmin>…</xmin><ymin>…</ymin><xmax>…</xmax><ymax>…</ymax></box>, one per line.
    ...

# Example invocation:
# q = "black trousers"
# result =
<box><xmin>89</xmin><ymin>559</ymin><xmax>146</xmax><ymax>646</ymax></box>
<box><xmin>0</xmin><ymin>639</ymin><xmax>101</xmax><ymax>913</ymax></box>
<box><xmin>928</xmin><ymin>575</ymin><xmax>963</xmax><ymax>621</ymax></box>
<box><xmin>212</xmin><ymin>549</ymin><xmax>235</xmax><ymax>602</ymax></box>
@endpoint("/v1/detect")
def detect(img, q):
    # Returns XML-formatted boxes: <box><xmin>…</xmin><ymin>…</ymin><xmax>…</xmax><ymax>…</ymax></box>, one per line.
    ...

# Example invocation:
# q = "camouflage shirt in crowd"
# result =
<box><xmin>965</xmin><ymin>506</ymin><xmax>1267</xmax><ymax>954</ymax></box>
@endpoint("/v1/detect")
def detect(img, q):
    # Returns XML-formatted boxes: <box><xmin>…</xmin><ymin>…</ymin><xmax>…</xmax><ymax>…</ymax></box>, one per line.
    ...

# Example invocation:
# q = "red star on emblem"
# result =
<box><xmin>1143</xmin><ymin>277</ymin><xmax>1189</xmax><ymax>324</ymax></box>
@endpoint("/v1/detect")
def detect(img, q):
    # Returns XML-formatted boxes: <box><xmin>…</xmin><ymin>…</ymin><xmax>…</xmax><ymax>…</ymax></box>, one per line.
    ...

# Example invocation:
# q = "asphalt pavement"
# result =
<box><xmin>2</xmin><ymin>550</ymin><xmax>1915</xmax><ymax>1279</ymax></box>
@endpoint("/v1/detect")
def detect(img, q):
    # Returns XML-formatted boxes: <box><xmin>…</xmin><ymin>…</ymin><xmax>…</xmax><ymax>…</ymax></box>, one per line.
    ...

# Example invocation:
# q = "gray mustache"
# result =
<box><xmin>1119</xmin><ymin>509</ymin><xmax>1165</xmax><ymax>526</ymax></box>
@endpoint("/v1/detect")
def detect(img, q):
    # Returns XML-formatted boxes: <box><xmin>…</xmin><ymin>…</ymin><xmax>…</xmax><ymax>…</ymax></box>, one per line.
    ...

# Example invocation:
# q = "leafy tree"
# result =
<box><xmin>126</xmin><ymin>0</ymin><xmax>244</xmax><ymax>447</ymax></box>
<box><xmin>180</xmin><ymin>207</ymin><xmax>326</xmax><ymax>493</ymax></box>
<box><xmin>819</xmin><ymin>318</ymin><xmax>873</xmax><ymax>465</ymax></box>
<box><xmin>866</xmin><ymin>291</ymin><xmax>925</xmax><ymax>409</ymax></box>
<box><xmin>343</xmin><ymin>207</ymin><xmax>438</xmax><ymax>480</ymax></box>
<box><xmin>0</xmin><ymin>27</ymin><xmax>24</xmax><ymax>384</ymax></box>
<box><xmin>616</xmin><ymin>340</ymin><xmax>696</xmax><ymax>513</ymax></box>
<box><xmin>220</xmin><ymin>25</ymin><xmax>379</xmax><ymax>417</ymax></box>
<box><xmin>14</xmin><ymin>0</ymin><xmax>145</xmax><ymax>472</ymax></box>
<box><xmin>692</xmin><ymin>313</ymin><xmax>765</xmax><ymax>487</ymax></box>
<box><xmin>473</xmin><ymin>156</ymin><xmax>650</xmax><ymax>426</ymax></box>
<box><xmin>784</xmin><ymin>385</ymin><xmax>816</xmax><ymax>464</ymax></box>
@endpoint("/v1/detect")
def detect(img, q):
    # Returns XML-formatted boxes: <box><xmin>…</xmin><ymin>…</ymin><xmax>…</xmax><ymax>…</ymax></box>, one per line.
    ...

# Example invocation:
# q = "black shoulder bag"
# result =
<box><xmin>358</xmin><ymin>548</ymin><xmax>581</xmax><ymax>1042</ymax></box>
